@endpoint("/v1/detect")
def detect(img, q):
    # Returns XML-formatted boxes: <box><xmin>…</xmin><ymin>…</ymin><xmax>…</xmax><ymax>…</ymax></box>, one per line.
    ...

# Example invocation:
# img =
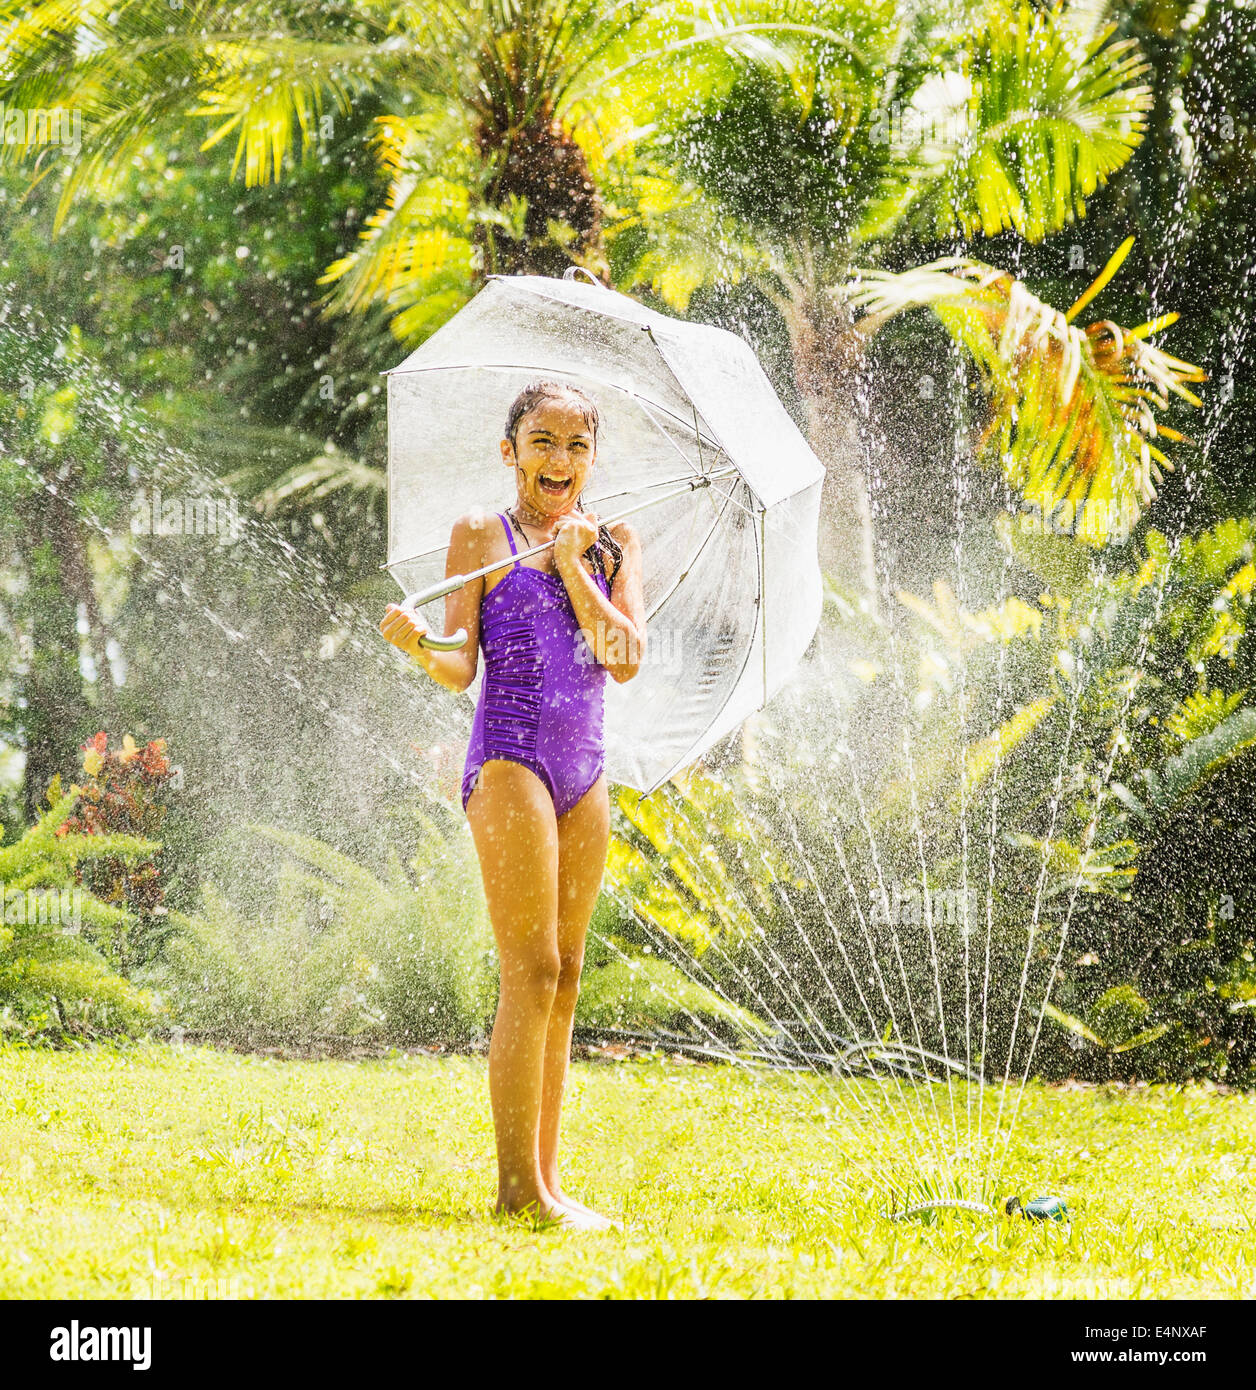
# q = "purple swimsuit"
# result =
<box><xmin>461</xmin><ymin>511</ymin><xmax>612</xmax><ymax>817</ymax></box>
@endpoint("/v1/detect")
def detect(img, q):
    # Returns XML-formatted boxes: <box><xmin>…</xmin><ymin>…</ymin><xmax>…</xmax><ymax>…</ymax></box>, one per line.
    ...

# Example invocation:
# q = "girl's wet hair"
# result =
<box><xmin>505</xmin><ymin>380</ymin><xmax>600</xmax><ymax>448</ymax></box>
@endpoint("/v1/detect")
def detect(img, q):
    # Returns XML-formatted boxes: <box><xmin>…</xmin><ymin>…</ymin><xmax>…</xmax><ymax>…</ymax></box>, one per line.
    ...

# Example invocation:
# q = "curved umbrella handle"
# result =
<box><xmin>400</xmin><ymin>576</ymin><xmax>469</xmax><ymax>651</ymax></box>
<box><xmin>562</xmin><ymin>266</ymin><xmax>604</xmax><ymax>287</ymax></box>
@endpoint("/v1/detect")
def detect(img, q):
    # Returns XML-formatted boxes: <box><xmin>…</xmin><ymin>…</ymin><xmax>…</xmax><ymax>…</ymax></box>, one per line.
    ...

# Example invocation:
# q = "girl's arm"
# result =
<box><xmin>554</xmin><ymin>514</ymin><xmax>646</xmax><ymax>683</ymax></box>
<box><xmin>378</xmin><ymin>512</ymin><xmax>485</xmax><ymax>693</ymax></box>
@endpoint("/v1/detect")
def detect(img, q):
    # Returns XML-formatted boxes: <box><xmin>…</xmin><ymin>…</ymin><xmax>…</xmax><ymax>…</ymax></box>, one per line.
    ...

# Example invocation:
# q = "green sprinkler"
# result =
<box><xmin>1005</xmin><ymin>1194</ymin><xmax>1069</xmax><ymax>1223</ymax></box>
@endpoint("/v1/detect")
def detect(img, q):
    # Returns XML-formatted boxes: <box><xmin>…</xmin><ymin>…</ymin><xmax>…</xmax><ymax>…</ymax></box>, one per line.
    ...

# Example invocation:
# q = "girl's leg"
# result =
<box><xmin>539</xmin><ymin>773</ymin><xmax>611</xmax><ymax>1220</ymax></box>
<box><xmin>465</xmin><ymin>759</ymin><xmax>564</xmax><ymax>1219</ymax></box>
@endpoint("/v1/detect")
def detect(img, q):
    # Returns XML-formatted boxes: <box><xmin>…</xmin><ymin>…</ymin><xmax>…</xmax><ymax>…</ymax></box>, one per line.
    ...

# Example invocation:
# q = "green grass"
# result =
<box><xmin>1</xmin><ymin>1042</ymin><xmax>1253</xmax><ymax>1298</ymax></box>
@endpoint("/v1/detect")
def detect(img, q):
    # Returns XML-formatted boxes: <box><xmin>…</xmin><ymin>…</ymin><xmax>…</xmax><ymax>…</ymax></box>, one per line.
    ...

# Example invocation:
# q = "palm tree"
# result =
<box><xmin>0</xmin><ymin>0</ymin><xmax>863</xmax><ymax>525</ymax></box>
<box><xmin>0</xmin><ymin>0</ymin><xmax>650</xmax><ymax>334</ymax></box>
<box><xmin>308</xmin><ymin>1</ymin><xmax>882</xmax><ymax>335</ymax></box>
<box><xmin>0</xmin><ymin>1</ymin><xmax>853</xmax><ymax>318</ymax></box>
<box><xmin>0</xmin><ymin>318</ymin><xmax>128</xmax><ymax>816</ymax></box>
<box><xmin>616</xmin><ymin>0</ymin><xmax>1157</xmax><ymax>598</ymax></box>
<box><xmin>0</xmin><ymin>1</ymin><xmax>1167</xmax><ymax>592</ymax></box>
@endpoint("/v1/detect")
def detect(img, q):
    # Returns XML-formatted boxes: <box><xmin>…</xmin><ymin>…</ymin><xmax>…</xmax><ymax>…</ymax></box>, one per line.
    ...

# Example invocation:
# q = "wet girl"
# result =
<box><xmin>379</xmin><ymin>381</ymin><xmax>646</xmax><ymax>1229</ymax></box>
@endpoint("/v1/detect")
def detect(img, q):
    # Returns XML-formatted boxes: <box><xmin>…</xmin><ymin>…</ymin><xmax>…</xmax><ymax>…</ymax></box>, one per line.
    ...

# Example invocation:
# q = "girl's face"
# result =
<box><xmin>501</xmin><ymin>397</ymin><xmax>596</xmax><ymax>518</ymax></box>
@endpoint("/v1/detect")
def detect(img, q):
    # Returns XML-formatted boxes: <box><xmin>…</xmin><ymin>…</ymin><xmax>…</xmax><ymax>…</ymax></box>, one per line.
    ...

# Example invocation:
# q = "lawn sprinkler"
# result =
<box><xmin>882</xmin><ymin>1172</ymin><xmax>999</xmax><ymax>1223</ymax></box>
<box><xmin>1005</xmin><ymin>1194</ymin><xmax>1070</xmax><ymax>1224</ymax></box>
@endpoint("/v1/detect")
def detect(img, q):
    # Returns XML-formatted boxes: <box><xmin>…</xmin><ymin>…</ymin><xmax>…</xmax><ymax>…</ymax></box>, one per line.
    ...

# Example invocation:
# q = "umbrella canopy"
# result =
<box><xmin>385</xmin><ymin>273</ymin><xmax>825</xmax><ymax>797</ymax></box>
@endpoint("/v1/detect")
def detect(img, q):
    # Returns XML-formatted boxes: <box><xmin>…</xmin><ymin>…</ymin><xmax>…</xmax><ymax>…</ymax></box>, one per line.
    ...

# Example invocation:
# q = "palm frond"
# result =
<box><xmin>1141</xmin><ymin>708</ymin><xmax>1256</xmax><ymax>810</ymax></box>
<box><xmin>849</xmin><ymin>247</ymin><xmax>1206</xmax><ymax>544</ymax></box>
<box><xmin>606</xmin><ymin>162</ymin><xmax>773</xmax><ymax>312</ymax></box>
<box><xmin>916</xmin><ymin>2</ymin><xmax>1153</xmax><ymax>241</ymax></box>
<box><xmin>0</xmin><ymin>0</ymin><xmax>403</xmax><ymax>221</ymax></box>
<box><xmin>192</xmin><ymin>38</ymin><xmax>385</xmax><ymax>187</ymax></box>
<box><xmin>316</xmin><ymin>105</ymin><xmax>478</xmax><ymax>328</ymax></box>
<box><xmin>248</xmin><ymin>447</ymin><xmax>384</xmax><ymax>519</ymax></box>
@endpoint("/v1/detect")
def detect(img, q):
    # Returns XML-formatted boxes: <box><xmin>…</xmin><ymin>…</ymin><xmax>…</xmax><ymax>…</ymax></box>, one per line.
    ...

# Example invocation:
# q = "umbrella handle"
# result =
<box><xmin>399</xmin><ymin>578</ymin><xmax>469</xmax><ymax>651</ymax></box>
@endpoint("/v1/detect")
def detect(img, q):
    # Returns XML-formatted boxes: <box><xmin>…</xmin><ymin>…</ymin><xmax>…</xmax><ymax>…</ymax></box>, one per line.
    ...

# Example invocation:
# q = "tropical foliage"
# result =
<box><xmin>59</xmin><ymin>731</ymin><xmax>178</xmax><ymax>967</ymax></box>
<box><xmin>605</xmin><ymin>511</ymin><xmax>1256</xmax><ymax>1079</ymax></box>
<box><xmin>908</xmin><ymin>2</ymin><xmax>1153</xmax><ymax>243</ymax></box>
<box><xmin>151</xmin><ymin>820</ymin><xmax>758</xmax><ymax>1046</ymax></box>
<box><xmin>0</xmin><ymin>0</ymin><xmax>1254</xmax><ymax>1086</ymax></box>
<box><xmin>618</xmin><ymin>0</ymin><xmax>1162</xmax><ymax>595</ymax></box>
<box><xmin>0</xmin><ymin>792</ymin><xmax>162</xmax><ymax>1039</ymax></box>
<box><xmin>849</xmin><ymin>237</ymin><xmax>1207</xmax><ymax>543</ymax></box>
<box><xmin>152</xmin><ymin>820</ymin><xmax>498</xmax><ymax>1044</ymax></box>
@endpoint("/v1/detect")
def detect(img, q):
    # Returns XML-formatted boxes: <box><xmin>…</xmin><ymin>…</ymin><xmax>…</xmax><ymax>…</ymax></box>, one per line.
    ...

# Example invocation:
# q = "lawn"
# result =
<box><xmin>0</xmin><ymin>1042</ymin><xmax>1253</xmax><ymax>1298</ymax></box>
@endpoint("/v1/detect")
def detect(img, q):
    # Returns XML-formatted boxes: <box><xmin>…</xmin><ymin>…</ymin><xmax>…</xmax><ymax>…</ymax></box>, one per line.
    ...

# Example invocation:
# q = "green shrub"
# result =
<box><xmin>152</xmin><ymin>814</ymin><xmax>766</xmax><ymax>1049</ymax></box>
<box><xmin>0</xmin><ymin>792</ymin><xmax>162</xmax><ymax>1040</ymax></box>
<box><xmin>150</xmin><ymin>816</ymin><xmax>497</xmax><ymax>1045</ymax></box>
<box><xmin>575</xmin><ymin>950</ymin><xmax>770</xmax><ymax>1044</ymax></box>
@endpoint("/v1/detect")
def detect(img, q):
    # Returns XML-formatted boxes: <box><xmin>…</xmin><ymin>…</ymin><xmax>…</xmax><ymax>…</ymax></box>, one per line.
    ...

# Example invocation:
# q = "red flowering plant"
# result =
<box><xmin>57</xmin><ymin>732</ymin><xmax>176</xmax><ymax>967</ymax></box>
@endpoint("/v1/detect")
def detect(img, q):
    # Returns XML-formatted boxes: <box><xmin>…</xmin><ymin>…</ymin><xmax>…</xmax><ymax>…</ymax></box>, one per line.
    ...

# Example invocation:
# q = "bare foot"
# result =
<box><xmin>494</xmin><ymin>1200</ymin><xmax>612</xmax><ymax>1232</ymax></box>
<box><xmin>547</xmin><ymin>1185</ymin><xmax>620</xmax><ymax>1231</ymax></box>
<box><xmin>494</xmin><ymin>1194</ymin><xmax>568</xmax><ymax>1227</ymax></box>
<box><xmin>552</xmin><ymin>1202</ymin><xmax>614</xmax><ymax>1231</ymax></box>
<box><xmin>494</xmin><ymin>1184</ymin><xmax>616</xmax><ymax>1231</ymax></box>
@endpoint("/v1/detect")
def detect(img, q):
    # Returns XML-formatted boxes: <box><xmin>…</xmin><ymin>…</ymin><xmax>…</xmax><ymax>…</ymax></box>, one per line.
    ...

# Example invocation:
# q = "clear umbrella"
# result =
<box><xmin>384</xmin><ymin>271</ymin><xmax>825</xmax><ymax>798</ymax></box>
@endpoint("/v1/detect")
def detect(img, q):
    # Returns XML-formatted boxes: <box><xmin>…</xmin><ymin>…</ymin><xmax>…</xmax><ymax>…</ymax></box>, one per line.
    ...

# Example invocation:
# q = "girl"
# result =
<box><xmin>380</xmin><ymin>381</ymin><xmax>646</xmax><ymax>1229</ymax></box>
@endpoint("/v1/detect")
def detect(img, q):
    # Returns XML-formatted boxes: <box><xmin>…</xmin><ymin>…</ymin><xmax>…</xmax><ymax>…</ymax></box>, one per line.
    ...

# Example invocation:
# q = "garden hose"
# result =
<box><xmin>886</xmin><ymin>1199</ymin><xmax>994</xmax><ymax>1221</ymax></box>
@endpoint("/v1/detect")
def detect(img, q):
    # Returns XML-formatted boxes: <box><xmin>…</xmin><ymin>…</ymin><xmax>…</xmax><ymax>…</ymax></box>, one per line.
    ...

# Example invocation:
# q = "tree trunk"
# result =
<box><xmin>782</xmin><ymin>291</ymin><xmax>880</xmax><ymax>616</ymax></box>
<box><xmin>478</xmin><ymin>110</ymin><xmax>609</xmax><ymax>280</ymax></box>
<box><xmin>17</xmin><ymin>483</ymin><xmax>105</xmax><ymax>819</ymax></box>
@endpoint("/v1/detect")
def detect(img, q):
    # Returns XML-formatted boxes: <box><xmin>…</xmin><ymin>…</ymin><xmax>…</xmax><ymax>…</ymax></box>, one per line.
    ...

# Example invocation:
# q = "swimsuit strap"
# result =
<box><xmin>497</xmin><ymin>511</ymin><xmax>520</xmax><ymax>568</ymax></box>
<box><xmin>502</xmin><ymin>507</ymin><xmax>618</xmax><ymax>587</ymax></box>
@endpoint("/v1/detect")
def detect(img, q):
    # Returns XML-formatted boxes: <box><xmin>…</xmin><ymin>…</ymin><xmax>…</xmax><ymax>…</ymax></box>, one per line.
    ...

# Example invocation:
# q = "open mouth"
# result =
<box><xmin>538</xmin><ymin>474</ymin><xmax>572</xmax><ymax>495</ymax></box>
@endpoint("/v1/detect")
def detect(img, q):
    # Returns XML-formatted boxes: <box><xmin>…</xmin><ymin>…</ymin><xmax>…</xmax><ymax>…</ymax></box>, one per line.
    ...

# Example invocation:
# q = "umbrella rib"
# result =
<box><xmin>588</xmin><ymin>463</ymin><xmax>739</xmax><ymax>509</ymax></box>
<box><xmin>640</xmin><ymin>477</ymin><xmax>741</xmax><ymax>625</ymax></box>
<box><xmin>389</xmin><ymin>476</ymin><xmax>735</xmax><ymax>582</ymax></box>
<box><xmin>627</xmin><ymin>400</ymin><xmax>759</xmax><ymax>517</ymax></box>
<box><xmin>381</xmin><ymin>467</ymin><xmax>744</xmax><ymax>571</ymax></box>
<box><xmin>632</xmin><ymin>480</ymin><xmax>766</xmax><ymax>799</ymax></box>
<box><xmin>640</xmin><ymin>325</ymin><xmax>763</xmax><ymax>508</ymax></box>
<box><xmin>631</xmin><ymin>393</ymin><xmax>713</xmax><ymax>476</ymax></box>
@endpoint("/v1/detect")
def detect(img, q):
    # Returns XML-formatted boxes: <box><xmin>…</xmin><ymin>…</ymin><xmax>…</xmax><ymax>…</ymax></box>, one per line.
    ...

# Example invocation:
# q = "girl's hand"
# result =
<box><xmin>553</xmin><ymin>510</ymin><xmax>599</xmax><ymax>575</ymax></box>
<box><xmin>379</xmin><ymin>603</ymin><xmax>428</xmax><ymax>659</ymax></box>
